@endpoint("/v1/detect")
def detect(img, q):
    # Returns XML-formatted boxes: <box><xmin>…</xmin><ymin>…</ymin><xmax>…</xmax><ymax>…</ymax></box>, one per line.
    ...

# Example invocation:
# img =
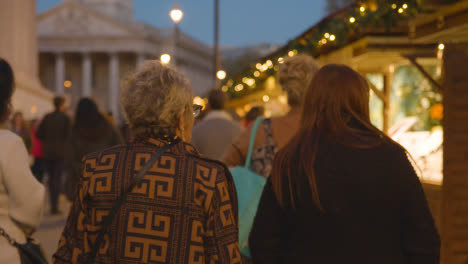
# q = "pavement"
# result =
<box><xmin>32</xmin><ymin>194</ymin><xmax>72</xmax><ymax>263</ymax></box>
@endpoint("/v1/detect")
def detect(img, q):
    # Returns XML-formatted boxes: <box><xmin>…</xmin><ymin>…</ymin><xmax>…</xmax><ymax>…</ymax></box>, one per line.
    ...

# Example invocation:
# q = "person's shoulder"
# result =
<box><xmin>185</xmin><ymin>143</ymin><xmax>230</xmax><ymax>175</ymax></box>
<box><xmin>0</xmin><ymin>129</ymin><xmax>23</xmax><ymax>146</ymax></box>
<box><xmin>83</xmin><ymin>143</ymin><xmax>127</xmax><ymax>161</ymax></box>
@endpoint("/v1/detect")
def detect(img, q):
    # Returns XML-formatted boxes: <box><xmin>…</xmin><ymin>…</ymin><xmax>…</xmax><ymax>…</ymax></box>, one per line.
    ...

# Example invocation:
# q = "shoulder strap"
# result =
<box><xmin>245</xmin><ymin>117</ymin><xmax>264</xmax><ymax>169</ymax></box>
<box><xmin>87</xmin><ymin>142</ymin><xmax>174</xmax><ymax>263</ymax></box>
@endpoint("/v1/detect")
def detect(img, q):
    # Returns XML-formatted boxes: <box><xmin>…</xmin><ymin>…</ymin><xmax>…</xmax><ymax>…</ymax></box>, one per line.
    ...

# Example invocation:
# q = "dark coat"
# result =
<box><xmin>53</xmin><ymin>138</ymin><xmax>241</xmax><ymax>264</ymax></box>
<box><xmin>249</xmin><ymin>139</ymin><xmax>440</xmax><ymax>264</ymax></box>
<box><xmin>37</xmin><ymin>111</ymin><xmax>71</xmax><ymax>160</ymax></box>
<box><xmin>64</xmin><ymin>120</ymin><xmax>124</xmax><ymax>200</ymax></box>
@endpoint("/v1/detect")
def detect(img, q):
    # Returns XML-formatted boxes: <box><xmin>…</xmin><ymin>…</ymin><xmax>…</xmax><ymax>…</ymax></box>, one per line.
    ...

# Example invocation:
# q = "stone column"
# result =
<box><xmin>136</xmin><ymin>53</ymin><xmax>145</xmax><ymax>69</ymax></box>
<box><xmin>55</xmin><ymin>53</ymin><xmax>65</xmax><ymax>95</ymax></box>
<box><xmin>109</xmin><ymin>53</ymin><xmax>120</xmax><ymax>122</ymax></box>
<box><xmin>82</xmin><ymin>53</ymin><xmax>92</xmax><ymax>97</ymax></box>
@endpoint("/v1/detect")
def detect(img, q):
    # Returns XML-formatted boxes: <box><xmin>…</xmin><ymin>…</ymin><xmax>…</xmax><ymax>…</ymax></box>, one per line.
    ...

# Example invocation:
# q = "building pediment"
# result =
<box><xmin>37</xmin><ymin>1</ymin><xmax>143</xmax><ymax>39</ymax></box>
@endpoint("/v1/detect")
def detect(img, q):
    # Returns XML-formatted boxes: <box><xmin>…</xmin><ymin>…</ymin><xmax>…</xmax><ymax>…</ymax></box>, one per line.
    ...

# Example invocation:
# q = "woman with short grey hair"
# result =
<box><xmin>54</xmin><ymin>61</ymin><xmax>241</xmax><ymax>264</ymax></box>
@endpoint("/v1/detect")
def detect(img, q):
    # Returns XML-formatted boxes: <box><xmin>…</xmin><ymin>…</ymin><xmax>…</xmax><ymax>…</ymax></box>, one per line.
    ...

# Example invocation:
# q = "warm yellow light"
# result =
<box><xmin>160</xmin><ymin>54</ymin><xmax>171</xmax><ymax>64</ymax></box>
<box><xmin>360</xmin><ymin>6</ymin><xmax>365</xmax><ymax>12</ymax></box>
<box><xmin>221</xmin><ymin>85</ymin><xmax>228</xmax><ymax>92</ymax></box>
<box><xmin>193</xmin><ymin>96</ymin><xmax>206</xmax><ymax>110</ymax></box>
<box><xmin>438</xmin><ymin>43</ymin><xmax>445</xmax><ymax>50</ymax></box>
<box><xmin>260</xmin><ymin>64</ymin><xmax>269</xmax><ymax>72</ymax></box>
<box><xmin>324</xmin><ymin>33</ymin><xmax>330</xmax><ymax>38</ymax></box>
<box><xmin>392</xmin><ymin>3</ymin><xmax>397</xmax><ymax>9</ymax></box>
<box><xmin>266</xmin><ymin>60</ymin><xmax>273</xmax><ymax>67</ymax></box>
<box><xmin>321</xmin><ymin>38</ymin><xmax>327</xmax><ymax>44</ymax></box>
<box><xmin>398</xmin><ymin>8</ymin><xmax>404</xmax><ymax>13</ymax></box>
<box><xmin>256</xmin><ymin>63</ymin><xmax>262</xmax><ymax>70</ymax></box>
<box><xmin>329</xmin><ymin>35</ymin><xmax>336</xmax><ymax>41</ymax></box>
<box><xmin>254</xmin><ymin>71</ymin><xmax>260</xmax><ymax>77</ymax></box>
<box><xmin>403</xmin><ymin>4</ymin><xmax>408</xmax><ymax>9</ymax></box>
<box><xmin>234</xmin><ymin>84</ymin><xmax>244</xmax><ymax>92</ymax></box>
<box><xmin>216</xmin><ymin>70</ymin><xmax>226</xmax><ymax>80</ymax></box>
<box><xmin>64</xmin><ymin>80</ymin><xmax>72</xmax><ymax>88</ymax></box>
<box><xmin>262</xmin><ymin>95</ymin><xmax>270</xmax><ymax>102</ymax></box>
<box><xmin>243</xmin><ymin>77</ymin><xmax>255</xmax><ymax>87</ymax></box>
<box><xmin>349</xmin><ymin>17</ymin><xmax>355</xmax><ymax>23</ymax></box>
<box><xmin>170</xmin><ymin>8</ymin><xmax>183</xmax><ymax>24</ymax></box>
<box><xmin>278</xmin><ymin>57</ymin><xmax>284</xmax><ymax>64</ymax></box>
<box><xmin>30</xmin><ymin>104</ymin><xmax>38</xmax><ymax>115</ymax></box>
<box><xmin>288</xmin><ymin>50</ymin><xmax>295</xmax><ymax>57</ymax></box>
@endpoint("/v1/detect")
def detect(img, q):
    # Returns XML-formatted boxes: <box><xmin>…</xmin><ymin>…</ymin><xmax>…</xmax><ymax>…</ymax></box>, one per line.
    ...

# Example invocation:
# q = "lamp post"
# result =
<box><xmin>170</xmin><ymin>6</ymin><xmax>183</xmax><ymax>66</ymax></box>
<box><xmin>214</xmin><ymin>0</ymin><xmax>220</xmax><ymax>87</ymax></box>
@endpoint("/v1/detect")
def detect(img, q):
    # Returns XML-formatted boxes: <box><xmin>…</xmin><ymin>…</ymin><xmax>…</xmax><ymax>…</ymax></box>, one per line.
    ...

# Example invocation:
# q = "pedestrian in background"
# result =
<box><xmin>191</xmin><ymin>89</ymin><xmax>243</xmax><ymax>160</ymax></box>
<box><xmin>30</xmin><ymin>118</ymin><xmax>45</xmax><ymax>182</ymax></box>
<box><xmin>0</xmin><ymin>58</ymin><xmax>45</xmax><ymax>264</ymax></box>
<box><xmin>54</xmin><ymin>61</ymin><xmax>240</xmax><ymax>264</ymax></box>
<box><xmin>249</xmin><ymin>64</ymin><xmax>440</xmax><ymax>264</ymax></box>
<box><xmin>64</xmin><ymin>97</ymin><xmax>123</xmax><ymax>201</ymax></box>
<box><xmin>11</xmin><ymin>111</ymin><xmax>31</xmax><ymax>150</ymax></box>
<box><xmin>243</xmin><ymin>106</ymin><xmax>264</xmax><ymax>128</ymax></box>
<box><xmin>222</xmin><ymin>54</ymin><xmax>320</xmax><ymax>178</ymax></box>
<box><xmin>37</xmin><ymin>96</ymin><xmax>71</xmax><ymax>215</ymax></box>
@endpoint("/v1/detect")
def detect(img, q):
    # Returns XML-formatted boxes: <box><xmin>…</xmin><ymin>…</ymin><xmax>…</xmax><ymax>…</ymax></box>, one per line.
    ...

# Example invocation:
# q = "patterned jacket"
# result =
<box><xmin>53</xmin><ymin>138</ymin><xmax>241</xmax><ymax>264</ymax></box>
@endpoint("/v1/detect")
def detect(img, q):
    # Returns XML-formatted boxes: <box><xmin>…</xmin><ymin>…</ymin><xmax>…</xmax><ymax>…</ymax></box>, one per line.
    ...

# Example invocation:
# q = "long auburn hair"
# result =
<box><xmin>271</xmin><ymin>64</ymin><xmax>392</xmax><ymax>211</ymax></box>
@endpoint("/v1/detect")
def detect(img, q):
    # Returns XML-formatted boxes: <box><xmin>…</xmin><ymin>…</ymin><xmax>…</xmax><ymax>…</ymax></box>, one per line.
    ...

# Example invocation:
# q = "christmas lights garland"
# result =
<box><xmin>224</xmin><ymin>0</ymin><xmax>420</xmax><ymax>99</ymax></box>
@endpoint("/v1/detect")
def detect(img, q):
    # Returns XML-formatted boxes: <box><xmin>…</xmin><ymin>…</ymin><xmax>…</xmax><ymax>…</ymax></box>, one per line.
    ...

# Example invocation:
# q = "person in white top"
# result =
<box><xmin>0</xmin><ymin>58</ymin><xmax>45</xmax><ymax>264</ymax></box>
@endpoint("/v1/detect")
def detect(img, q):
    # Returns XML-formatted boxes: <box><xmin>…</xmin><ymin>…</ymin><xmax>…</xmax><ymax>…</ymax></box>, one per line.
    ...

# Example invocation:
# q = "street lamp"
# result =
<box><xmin>216</xmin><ymin>70</ymin><xmax>226</xmax><ymax>80</ymax></box>
<box><xmin>160</xmin><ymin>54</ymin><xmax>171</xmax><ymax>64</ymax></box>
<box><xmin>170</xmin><ymin>7</ymin><xmax>183</xmax><ymax>66</ymax></box>
<box><xmin>170</xmin><ymin>8</ymin><xmax>183</xmax><ymax>24</ymax></box>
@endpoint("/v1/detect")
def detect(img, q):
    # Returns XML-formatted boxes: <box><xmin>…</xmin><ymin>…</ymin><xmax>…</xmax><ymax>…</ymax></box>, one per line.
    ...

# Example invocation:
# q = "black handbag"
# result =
<box><xmin>85</xmin><ymin>142</ymin><xmax>173</xmax><ymax>263</ymax></box>
<box><xmin>0</xmin><ymin>227</ymin><xmax>48</xmax><ymax>264</ymax></box>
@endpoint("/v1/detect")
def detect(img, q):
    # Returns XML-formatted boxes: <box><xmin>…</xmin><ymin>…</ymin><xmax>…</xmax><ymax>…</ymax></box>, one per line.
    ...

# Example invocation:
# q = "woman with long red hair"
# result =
<box><xmin>249</xmin><ymin>64</ymin><xmax>440</xmax><ymax>263</ymax></box>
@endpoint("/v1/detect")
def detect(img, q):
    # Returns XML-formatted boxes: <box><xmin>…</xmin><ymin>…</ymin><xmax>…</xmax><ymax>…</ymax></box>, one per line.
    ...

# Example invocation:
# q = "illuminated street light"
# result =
<box><xmin>438</xmin><ymin>43</ymin><xmax>445</xmax><ymax>50</ymax></box>
<box><xmin>160</xmin><ymin>54</ymin><xmax>171</xmax><ymax>64</ymax></box>
<box><xmin>216</xmin><ymin>70</ymin><xmax>226</xmax><ymax>80</ymax></box>
<box><xmin>170</xmin><ymin>8</ymin><xmax>184</xmax><ymax>24</ymax></box>
<box><xmin>64</xmin><ymin>80</ymin><xmax>72</xmax><ymax>88</ymax></box>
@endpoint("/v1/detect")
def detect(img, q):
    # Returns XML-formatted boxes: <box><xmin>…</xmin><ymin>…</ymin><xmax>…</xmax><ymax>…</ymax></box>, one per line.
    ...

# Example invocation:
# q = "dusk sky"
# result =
<box><xmin>37</xmin><ymin>0</ymin><xmax>328</xmax><ymax>47</ymax></box>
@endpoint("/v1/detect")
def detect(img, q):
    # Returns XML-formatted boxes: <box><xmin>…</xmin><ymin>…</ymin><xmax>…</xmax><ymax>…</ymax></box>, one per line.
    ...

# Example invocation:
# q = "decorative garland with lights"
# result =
<box><xmin>223</xmin><ymin>0</ymin><xmax>420</xmax><ymax>99</ymax></box>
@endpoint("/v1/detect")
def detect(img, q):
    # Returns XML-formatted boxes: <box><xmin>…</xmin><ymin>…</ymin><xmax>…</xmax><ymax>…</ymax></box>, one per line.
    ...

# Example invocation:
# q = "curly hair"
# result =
<box><xmin>278</xmin><ymin>54</ymin><xmax>320</xmax><ymax>107</ymax></box>
<box><xmin>121</xmin><ymin>61</ymin><xmax>192</xmax><ymax>141</ymax></box>
<box><xmin>0</xmin><ymin>59</ymin><xmax>14</xmax><ymax>123</ymax></box>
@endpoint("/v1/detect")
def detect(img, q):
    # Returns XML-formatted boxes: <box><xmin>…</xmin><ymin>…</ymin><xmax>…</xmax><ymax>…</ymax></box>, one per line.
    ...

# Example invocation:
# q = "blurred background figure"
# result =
<box><xmin>11</xmin><ymin>111</ymin><xmax>31</xmax><ymax>150</ymax></box>
<box><xmin>244</xmin><ymin>106</ymin><xmax>264</xmax><ymax>128</ymax></box>
<box><xmin>222</xmin><ymin>55</ymin><xmax>320</xmax><ymax>178</ymax></box>
<box><xmin>191</xmin><ymin>89</ymin><xmax>243</xmax><ymax>160</ymax></box>
<box><xmin>0</xmin><ymin>58</ymin><xmax>45</xmax><ymax>264</ymax></box>
<box><xmin>37</xmin><ymin>96</ymin><xmax>70</xmax><ymax>215</ymax></box>
<box><xmin>64</xmin><ymin>98</ymin><xmax>123</xmax><ymax>201</ymax></box>
<box><xmin>30</xmin><ymin>118</ymin><xmax>45</xmax><ymax>183</ymax></box>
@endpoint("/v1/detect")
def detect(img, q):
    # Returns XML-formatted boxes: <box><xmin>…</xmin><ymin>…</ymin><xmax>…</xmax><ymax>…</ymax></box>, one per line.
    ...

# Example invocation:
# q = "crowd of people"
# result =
<box><xmin>0</xmin><ymin>55</ymin><xmax>440</xmax><ymax>263</ymax></box>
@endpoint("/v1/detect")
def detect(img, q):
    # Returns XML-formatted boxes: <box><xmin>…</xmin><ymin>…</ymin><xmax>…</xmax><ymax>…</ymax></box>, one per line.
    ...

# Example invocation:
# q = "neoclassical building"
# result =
<box><xmin>38</xmin><ymin>0</ymin><xmax>215</xmax><ymax>122</ymax></box>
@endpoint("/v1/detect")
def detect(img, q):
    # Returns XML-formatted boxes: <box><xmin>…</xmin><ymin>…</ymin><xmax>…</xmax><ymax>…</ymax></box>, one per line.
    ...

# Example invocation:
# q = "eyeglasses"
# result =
<box><xmin>193</xmin><ymin>104</ymin><xmax>202</xmax><ymax>118</ymax></box>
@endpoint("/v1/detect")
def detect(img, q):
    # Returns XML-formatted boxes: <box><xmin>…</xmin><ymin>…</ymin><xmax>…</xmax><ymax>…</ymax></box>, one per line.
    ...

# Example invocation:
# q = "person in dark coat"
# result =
<box><xmin>64</xmin><ymin>98</ymin><xmax>123</xmax><ymax>201</ymax></box>
<box><xmin>249</xmin><ymin>64</ymin><xmax>440</xmax><ymax>264</ymax></box>
<box><xmin>37</xmin><ymin>96</ymin><xmax>71</xmax><ymax>214</ymax></box>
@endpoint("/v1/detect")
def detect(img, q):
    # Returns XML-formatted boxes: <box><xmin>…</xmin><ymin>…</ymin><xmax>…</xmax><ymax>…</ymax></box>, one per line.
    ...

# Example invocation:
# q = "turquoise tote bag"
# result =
<box><xmin>230</xmin><ymin>117</ymin><xmax>267</xmax><ymax>257</ymax></box>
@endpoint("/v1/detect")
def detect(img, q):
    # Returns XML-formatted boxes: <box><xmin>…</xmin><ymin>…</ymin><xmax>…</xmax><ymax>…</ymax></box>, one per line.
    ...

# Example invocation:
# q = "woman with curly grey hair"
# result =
<box><xmin>54</xmin><ymin>61</ymin><xmax>241</xmax><ymax>264</ymax></box>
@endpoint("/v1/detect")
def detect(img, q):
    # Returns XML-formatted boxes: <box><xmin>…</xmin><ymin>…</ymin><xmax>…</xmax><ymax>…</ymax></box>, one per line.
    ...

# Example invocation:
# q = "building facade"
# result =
<box><xmin>0</xmin><ymin>0</ymin><xmax>53</xmax><ymax>120</ymax></box>
<box><xmin>37</xmin><ymin>0</ymin><xmax>215</xmax><ymax>122</ymax></box>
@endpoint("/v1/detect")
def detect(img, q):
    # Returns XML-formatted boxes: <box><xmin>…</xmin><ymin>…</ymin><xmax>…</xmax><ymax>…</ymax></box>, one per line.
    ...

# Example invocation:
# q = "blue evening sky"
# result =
<box><xmin>37</xmin><ymin>0</ymin><xmax>327</xmax><ymax>47</ymax></box>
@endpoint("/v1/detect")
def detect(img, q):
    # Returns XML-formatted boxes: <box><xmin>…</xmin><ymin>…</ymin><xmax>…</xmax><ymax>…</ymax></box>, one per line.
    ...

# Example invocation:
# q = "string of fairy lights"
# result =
<box><xmin>221</xmin><ymin>0</ymin><xmax>420</xmax><ymax>99</ymax></box>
